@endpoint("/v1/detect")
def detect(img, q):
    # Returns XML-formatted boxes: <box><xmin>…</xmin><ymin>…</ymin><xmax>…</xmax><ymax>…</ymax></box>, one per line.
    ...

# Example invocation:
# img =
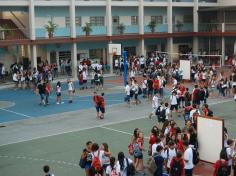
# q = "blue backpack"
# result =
<box><xmin>133</xmin><ymin>142</ymin><xmax>142</xmax><ymax>158</ymax></box>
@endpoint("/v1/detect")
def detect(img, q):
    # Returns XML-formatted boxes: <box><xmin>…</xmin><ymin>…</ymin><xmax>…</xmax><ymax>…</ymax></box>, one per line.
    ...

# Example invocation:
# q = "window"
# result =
<box><xmin>151</xmin><ymin>16</ymin><xmax>163</xmax><ymax>24</ymax></box>
<box><xmin>183</xmin><ymin>15</ymin><xmax>193</xmax><ymax>23</ymax></box>
<box><xmin>65</xmin><ymin>17</ymin><xmax>81</xmax><ymax>27</ymax></box>
<box><xmin>112</xmin><ymin>16</ymin><xmax>119</xmax><ymax>26</ymax></box>
<box><xmin>131</xmin><ymin>16</ymin><xmax>138</xmax><ymax>25</ymax></box>
<box><xmin>90</xmin><ymin>16</ymin><xmax>104</xmax><ymax>26</ymax></box>
<box><xmin>65</xmin><ymin>17</ymin><xmax>70</xmax><ymax>27</ymax></box>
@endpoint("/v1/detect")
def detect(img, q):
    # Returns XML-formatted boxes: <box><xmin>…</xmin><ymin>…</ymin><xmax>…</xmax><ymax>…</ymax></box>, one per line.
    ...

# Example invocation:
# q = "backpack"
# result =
<box><xmin>207</xmin><ymin>109</ymin><xmax>213</xmax><ymax>117</ymax></box>
<box><xmin>155</xmin><ymin>106</ymin><xmax>161</xmax><ymax>116</ymax></box>
<box><xmin>91</xmin><ymin>150</ymin><xmax>102</xmax><ymax>173</ymax></box>
<box><xmin>126</xmin><ymin>158</ymin><xmax>136</xmax><ymax>176</ymax></box>
<box><xmin>216</xmin><ymin>160</ymin><xmax>228</xmax><ymax>176</ymax></box>
<box><xmin>170</xmin><ymin>158</ymin><xmax>182</xmax><ymax>176</ymax></box>
<box><xmin>221</xmin><ymin>147</ymin><xmax>229</xmax><ymax>161</ymax></box>
<box><xmin>133</xmin><ymin>142</ymin><xmax>142</xmax><ymax>158</ymax></box>
<box><xmin>94</xmin><ymin>73</ymin><xmax>99</xmax><ymax>81</ymax></box>
<box><xmin>192</xmin><ymin>148</ymin><xmax>200</xmax><ymax>165</ymax></box>
<box><xmin>110</xmin><ymin>167</ymin><xmax>119</xmax><ymax>176</ymax></box>
<box><xmin>79</xmin><ymin>157</ymin><xmax>86</xmax><ymax>168</ymax></box>
<box><xmin>138</xmin><ymin>87</ymin><xmax>142</xmax><ymax>95</ymax></box>
<box><xmin>146</xmin><ymin>156</ymin><xmax>157</xmax><ymax>174</ymax></box>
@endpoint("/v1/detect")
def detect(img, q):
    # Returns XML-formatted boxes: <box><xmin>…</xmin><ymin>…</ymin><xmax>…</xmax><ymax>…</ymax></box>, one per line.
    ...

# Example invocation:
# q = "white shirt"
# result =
<box><xmin>68</xmin><ymin>82</ymin><xmax>73</xmax><ymax>91</ymax></box>
<box><xmin>165</xmin><ymin>108</ymin><xmax>170</xmax><ymax>120</ymax></box>
<box><xmin>152</xmin><ymin>95</ymin><xmax>159</xmax><ymax>108</ymax></box>
<box><xmin>152</xmin><ymin>142</ymin><xmax>164</xmax><ymax>156</ymax></box>
<box><xmin>170</xmin><ymin>95</ymin><xmax>178</xmax><ymax>105</ymax></box>
<box><xmin>116</xmin><ymin>158</ymin><xmax>133</xmax><ymax>176</ymax></box>
<box><xmin>115</xmin><ymin>60</ymin><xmax>119</xmax><ymax>67</ymax></box>
<box><xmin>226</xmin><ymin>147</ymin><xmax>233</xmax><ymax>166</ymax></box>
<box><xmin>13</xmin><ymin>73</ymin><xmax>18</xmax><ymax>81</ymax></box>
<box><xmin>106</xmin><ymin>165</ymin><xmax>119</xmax><ymax>176</ymax></box>
<box><xmin>1</xmin><ymin>66</ymin><xmax>5</xmax><ymax>75</ymax></box>
<box><xmin>140</xmin><ymin>57</ymin><xmax>145</xmax><ymax>65</ymax></box>
<box><xmin>82</xmin><ymin>71</ymin><xmax>87</xmax><ymax>80</ymax></box>
<box><xmin>173</xmin><ymin>79</ymin><xmax>177</xmax><ymax>87</ymax></box>
<box><xmin>164</xmin><ymin>148</ymin><xmax>177</xmax><ymax>168</ymax></box>
<box><xmin>92</xmin><ymin>150</ymin><xmax>105</xmax><ymax>166</ymax></box>
<box><xmin>184</xmin><ymin>147</ymin><xmax>194</xmax><ymax>169</ymax></box>
<box><xmin>190</xmin><ymin>109</ymin><xmax>200</xmax><ymax>123</ymax></box>
<box><xmin>125</xmin><ymin>85</ymin><xmax>130</xmax><ymax>96</ymax></box>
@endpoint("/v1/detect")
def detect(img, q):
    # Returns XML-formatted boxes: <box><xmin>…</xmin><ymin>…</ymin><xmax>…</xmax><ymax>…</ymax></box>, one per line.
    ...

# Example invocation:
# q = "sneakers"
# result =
<box><xmin>56</xmin><ymin>102</ymin><xmax>60</xmax><ymax>105</ymax></box>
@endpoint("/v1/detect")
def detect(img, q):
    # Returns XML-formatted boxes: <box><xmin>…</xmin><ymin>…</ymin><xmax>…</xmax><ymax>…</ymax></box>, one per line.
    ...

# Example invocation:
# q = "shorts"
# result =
<box><xmin>154</xmin><ymin>89</ymin><xmax>159</xmax><ymax>94</ymax></box>
<box><xmin>83</xmin><ymin>80</ymin><xmax>87</xmax><ymax>84</ymax></box>
<box><xmin>95</xmin><ymin>81</ymin><xmax>100</xmax><ymax>85</ymax></box>
<box><xmin>125</xmin><ymin>95</ymin><xmax>130</xmax><ymax>102</ymax></box>
<box><xmin>134</xmin><ymin>94</ymin><xmax>138</xmax><ymax>100</ymax></box>
<box><xmin>148</xmin><ymin>89</ymin><xmax>153</xmax><ymax>95</ymax></box>
<box><xmin>56</xmin><ymin>92</ymin><xmax>61</xmax><ymax>97</ymax></box>
<box><xmin>96</xmin><ymin>106</ymin><xmax>105</xmax><ymax>113</ymax></box>
<box><xmin>170</xmin><ymin>104</ymin><xmax>178</xmax><ymax>111</ymax></box>
<box><xmin>179</xmin><ymin>97</ymin><xmax>185</xmax><ymax>102</ymax></box>
<box><xmin>134</xmin><ymin>153</ymin><xmax>143</xmax><ymax>159</ymax></box>
<box><xmin>141</xmin><ymin>64</ymin><xmax>145</xmax><ymax>69</ymax></box>
<box><xmin>152</xmin><ymin>107</ymin><xmax>157</xmax><ymax>114</ymax></box>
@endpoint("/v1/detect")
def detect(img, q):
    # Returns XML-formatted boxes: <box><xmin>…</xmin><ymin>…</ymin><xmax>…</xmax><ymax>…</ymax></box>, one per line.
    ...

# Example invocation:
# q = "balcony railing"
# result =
<box><xmin>173</xmin><ymin>23</ymin><xmax>193</xmax><ymax>32</ymax></box>
<box><xmin>0</xmin><ymin>28</ymin><xmax>29</xmax><ymax>40</ymax></box>
<box><xmin>144</xmin><ymin>24</ymin><xmax>168</xmax><ymax>33</ymax></box>
<box><xmin>35</xmin><ymin>27</ymin><xmax>71</xmax><ymax>38</ymax></box>
<box><xmin>198</xmin><ymin>23</ymin><xmax>222</xmax><ymax>32</ymax></box>
<box><xmin>172</xmin><ymin>0</ymin><xmax>193</xmax><ymax>2</ymax></box>
<box><xmin>76</xmin><ymin>26</ymin><xmax>107</xmax><ymax>36</ymax></box>
<box><xmin>225</xmin><ymin>23</ymin><xmax>236</xmax><ymax>32</ymax></box>
<box><xmin>113</xmin><ymin>25</ymin><xmax>139</xmax><ymax>35</ymax></box>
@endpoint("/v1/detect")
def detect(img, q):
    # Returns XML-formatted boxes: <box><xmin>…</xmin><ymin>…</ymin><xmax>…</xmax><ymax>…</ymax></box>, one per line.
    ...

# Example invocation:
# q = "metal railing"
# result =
<box><xmin>225</xmin><ymin>23</ymin><xmax>236</xmax><ymax>32</ymax></box>
<box><xmin>198</xmin><ymin>23</ymin><xmax>222</xmax><ymax>32</ymax></box>
<box><xmin>0</xmin><ymin>28</ymin><xmax>29</xmax><ymax>40</ymax></box>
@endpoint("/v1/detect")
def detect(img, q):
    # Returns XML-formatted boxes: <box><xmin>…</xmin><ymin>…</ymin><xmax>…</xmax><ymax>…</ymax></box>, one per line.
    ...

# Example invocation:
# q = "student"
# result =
<box><xmin>213</xmin><ymin>150</ymin><xmax>228</xmax><ymax>176</ymax></box>
<box><xmin>170</xmin><ymin>91</ymin><xmax>179</xmax><ymax>117</ymax></box>
<box><xmin>192</xmin><ymin>85</ymin><xmax>200</xmax><ymax>107</ymax></box>
<box><xmin>105</xmin><ymin>157</ymin><xmax>119</xmax><ymax>176</ymax></box>
<box><xmin>149</xmin><ymin>93</ymin><xmax>159</xmax><ymax>119</ymax></box>
<box><xmin>80</xmin><ymin>141</ymin><xmax>93</xmax><ymax>176</ymax></box>
<box><xmin>101</xmin><ymin>143</ymin><xmax>111</xmax><ymax>172</ymax></box>
<box><xmin>154</xmin><ymin>145</ymin><xmax>164</xmax><ymax>176</ymax></box>
<box><xmin>43</xmin><ymin>165</ymin><xmax>55</xmax><ymax>176</ymax></box>
<box><xmin>169</xmin><ymin>152</ymin><xmax>184</xmax><ymax>176</ymax></box>
<box><xmin>67</xmin><ymin>79</ymin><xmax>74</xmax><ymax>103</ymax></box>
<box><xmin>56</xmin><ymin>81</ymin><xmax>63</xmax><ymax>104</ymax></box>
<box><xmin>38</xmin><ymin>80</ymin><xmax>46</xmax><ymax>106</ymax></box>
<box><xmin>226</xmin><ymin>139</ymin><xmax>234</xmax><ymax>176</ymax></box>
<box><xmin>202</xmin><ymin>104</ymin><xmax>213</xmax><ymax>117</ymax></box>
<box><xmin>183</xmin><ymin>140</ymin><xmax>194</xmax><ymax>176</ymax></box>
<box><xmin>164</xmin><ymin>141</ymin><xmax>177</xmax><ymax>173</ymax></box>
<box><xmin>133</xmin><ymin>80</ymin><xmax>141</xmax><ymax>105</ymax></box>
<box><xmin>116</xmin><ymin>152</ymin><xmax>134</xmax><ymax>176</ymax></box>
<box><xmin>45</xmin><ymin>81</ymin><xmax>52</xmax><ymax>105</ymax></box>
<box><xmin>97</xmin><ymin>93</ymin><xmax>105</xmax><ymax>119</ymax></box>
<box><xmin>125</xmin><ymin>82</ymin><xmax>131</xmax><ymax>106</ymax></box>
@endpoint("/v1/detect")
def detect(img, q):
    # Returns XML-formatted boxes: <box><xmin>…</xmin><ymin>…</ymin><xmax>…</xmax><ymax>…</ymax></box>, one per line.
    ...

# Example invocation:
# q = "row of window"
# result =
<box><xmin>65</xmin><ymin>15</ymin><xmax>193</xmax><ymax>27</ymax></box>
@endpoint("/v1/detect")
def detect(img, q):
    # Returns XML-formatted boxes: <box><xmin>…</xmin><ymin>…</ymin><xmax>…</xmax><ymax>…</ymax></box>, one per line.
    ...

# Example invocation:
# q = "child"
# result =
<box><xmin>56</xmin><ymin>81</ymin><xmax>64</xmax><ymax>104</ymax></box>
<box><xmin>105</xmin><ymin>157</ymin><xmax>119</xmax><ymax>176</ymax></box>
<box><xmin>43</xmin><ymin>165</ymin><xmax>55</xmax><ymax>176</ymax></box>
<box><xmin>67</xmin><ymin>79</ymin><xmax>74</xmax><ymax>103</ymax></box>
<box><xmin>101</xmin><ymin>143</ymin><xmax>111</xmax><ymax>172</ymax></box>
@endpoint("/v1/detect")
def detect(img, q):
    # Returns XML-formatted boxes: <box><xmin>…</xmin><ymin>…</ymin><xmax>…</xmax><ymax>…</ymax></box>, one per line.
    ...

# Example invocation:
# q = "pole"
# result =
<box><xmin>123</xmin><ymin>50</ymin><xmax>127</xmax><ymax>87</ymax></box>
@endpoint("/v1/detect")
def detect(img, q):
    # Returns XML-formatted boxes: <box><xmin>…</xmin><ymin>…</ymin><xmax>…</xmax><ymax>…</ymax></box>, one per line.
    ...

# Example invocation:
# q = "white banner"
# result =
<box><xmin>179</xmin><ymin>60</ymin><xmax>191</xmax><ymax>80</ymax></box>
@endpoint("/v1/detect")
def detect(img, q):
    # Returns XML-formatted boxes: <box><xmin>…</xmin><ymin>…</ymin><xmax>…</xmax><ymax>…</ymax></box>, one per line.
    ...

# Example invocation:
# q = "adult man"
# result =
<box><xmin>149</xmin><ymin>92</ymin><xmax>159</xmax><ymax>119</ymax></box>
<box><xmin>183</xmin><ymin>140</ymin><xmax>194</xmax><ymax>176</ymax></box>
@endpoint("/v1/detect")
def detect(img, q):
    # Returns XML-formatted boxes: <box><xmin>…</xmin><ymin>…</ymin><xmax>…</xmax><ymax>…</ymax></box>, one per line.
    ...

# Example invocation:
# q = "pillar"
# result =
<box><xmin>221</xmin><ymin>23</ymin><xmax>225</xmax><ymax>66</ymax></box>
<box><xmin>138</xmin><ymin>0</ymin><xmax>144</xmax><ymax>35</ymax></box>
<box><xmin>46</xmin><ymin>52</ymin><xmax>50</xmax><ymax>64</ymax></box>
<box><xmin>106</xmin><ymin>0</ymin><xmax>112</xmax><ymax>36</ymax></box>
<box><xmin>29</xmin><ymin>0</ymin><xmax>35</xmax><ymax>40</ymax></box>
<box><xmin>70</xmin><ymin>0</ymin><xmax>76</xmax><ymax>38</ymax></box>
<box><xmin>31</xmin><ymin>45</ymin><xmax>37</xmax><ymax>69</ymax></box>
<box><xmin>56</xmin><ymin>51</ymin><xmax>60</xmax><ymax>72</ymax></box>
<box><xmin>71</xmin><ymin>43</ymin><xmax>77</xmax><ymax>79</ymax></box>
<box><xmin>102</xmin><ymin>48</ymin><xmax>106</xmax><ymax>63</ymax></box>
<box><xmin>138</xmin><ymin>39</ymin><xmax>145</xmax><ymax>56</ymax></box>
<box><xmin>167</xmin><ymin>0</ymin><xmax>173</xmax><ymax>33</ymax></box>
<box><xmin>193</xmin><ymin>0</ymin><xmax>199</xmax><ymax>54</ymax></box>
<box><xmin>167</xmin><ymin>38</ymin><xmax>173</xmax><ymax>63</ymax></box>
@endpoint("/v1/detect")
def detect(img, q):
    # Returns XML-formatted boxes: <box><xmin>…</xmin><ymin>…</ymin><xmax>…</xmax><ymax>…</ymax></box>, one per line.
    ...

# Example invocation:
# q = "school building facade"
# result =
<box><xmin>0</xmin><ymin>0</ymin><xmax>236</xmax><ymax>77</ymax></box>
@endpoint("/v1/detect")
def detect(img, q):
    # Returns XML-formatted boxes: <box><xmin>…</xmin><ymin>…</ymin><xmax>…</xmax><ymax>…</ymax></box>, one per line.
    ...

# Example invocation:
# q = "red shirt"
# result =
<box><xmin>177</xmin><ymin>140</ymin><xmax>184</xmax><ymax>153</ymax></box>
<box><xmin>149</xmin><ymin>134</ymin><xmax>156</xmax><ymax>145</ymax></box>
<box><xmin>93</xmin><ymin>95</ymin><xmax>100</xmax><ymax>106</ymax></box>
<box><xmin>179</xmin><ymin>86</ymin><xmax>186</xmax><ymax>97</ymax></box>
<box><xmin>214</xmin><ymin>159</ymin><xmax>228</xmax><ymax>176</ymax></box>
<box><xmin>153</xmin><ymin>79</ymin><xmax>160</xmax><ymax>90</ymax></box>
<box><xmin>170</xmin><ymin>157</ymin><xmax>184</xmax><ymax>176</ymax></box>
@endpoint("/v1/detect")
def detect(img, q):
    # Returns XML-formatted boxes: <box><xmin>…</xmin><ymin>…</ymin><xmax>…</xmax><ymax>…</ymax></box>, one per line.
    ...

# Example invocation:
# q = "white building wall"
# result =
<box><xmin>35</xmin><ymin>17</ymin><xmax>66</xmax><ymax>28</ymax></box>
<box><xmin>0</xmin><ymin>54</ymin><xmax>16</xmax><ymax>71</ymax></box>
<box><xmin>119</xmin><ymin>16</ymin><xmax>131</xmax><ymax>25</ymax></box>
<box><xmin>81</xmin><ymin>16</ymin><xmax>90</xmax><ymax>26</ymax></box>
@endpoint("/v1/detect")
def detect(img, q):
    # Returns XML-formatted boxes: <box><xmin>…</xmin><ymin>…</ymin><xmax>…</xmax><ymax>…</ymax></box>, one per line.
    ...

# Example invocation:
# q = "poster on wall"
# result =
<box><xmin>179</xmin><ymin>60</ymin><xmax>191</xmax><ymax>80</ymax></box>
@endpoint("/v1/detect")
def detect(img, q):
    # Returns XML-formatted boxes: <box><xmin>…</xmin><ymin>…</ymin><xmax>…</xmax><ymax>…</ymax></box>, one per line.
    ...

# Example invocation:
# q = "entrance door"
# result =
<box><xmin>50</xmin><ymin>51</ymin><xmax>57</xmax><ymax>64</ymax></box>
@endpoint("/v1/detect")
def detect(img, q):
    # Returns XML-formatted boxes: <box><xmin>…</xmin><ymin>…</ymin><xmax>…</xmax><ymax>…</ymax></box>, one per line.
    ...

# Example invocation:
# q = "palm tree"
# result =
<box><xmin>117</xmin><ymin>23</ymin><xmax>125</xmax><ymax>34</ymax></box>
<box><xmin>82</xmin><ymin>23</ymin><xmax>92</xmax><ymax>36</ymax></box>
<box><xmin>44</xmin><ymin>19</ymin><xmax>58</xmax><ymax>38</ymax></box>
<box><xmin>148</xmin><ymin>20</ymin><xmax>156</xmax><ymax>33</ymax></box>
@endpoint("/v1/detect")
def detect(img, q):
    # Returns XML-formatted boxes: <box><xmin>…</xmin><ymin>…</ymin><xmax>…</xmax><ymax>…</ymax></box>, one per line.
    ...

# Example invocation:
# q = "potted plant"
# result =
<box><xmin>147</xmin><ymin>20</ymin><xmax>156</xmax><ymax>33</ymax></box>
<box><xmin>44</xmin><ymin>19</ymin><xmax>58</xmax><ymax>38</ymax></box>
<box><xmin>117</xmin><ymin>23</ymin><xmax>125</xmax><ymax>34</ymax></box>
<box><xmin>176</xmin><ymin>20</ymin><xmax>184</xmax><ymax>32</ymax></box>
<box><xmin>82</xmin><ymin>23</ymin><xmax>92</xmax><ymax>36</ymax></box>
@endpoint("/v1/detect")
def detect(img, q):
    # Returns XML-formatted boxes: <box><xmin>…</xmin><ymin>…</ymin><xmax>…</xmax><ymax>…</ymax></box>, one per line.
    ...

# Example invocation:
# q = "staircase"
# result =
<box><xmin>0</xmin><ymin>19</ymin><xmax>27</xmax><ymax>40</ymax></box>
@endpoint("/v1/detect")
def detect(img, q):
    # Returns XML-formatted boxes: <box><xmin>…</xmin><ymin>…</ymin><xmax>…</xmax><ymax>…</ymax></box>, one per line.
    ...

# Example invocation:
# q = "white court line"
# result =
<box><xmin>0</xmin><ymin>108</ymin><xmax>32</xmax><ymax>118</ymax></box>
<box><xmin>100</xmin><ymin>126</ymin><xmax>149</xmax><ymax>139</ymax></box>
<box><xmin>0</xmin><ymin>98</ymin><xmax>233</xmax><ymax>147</ymax></box>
